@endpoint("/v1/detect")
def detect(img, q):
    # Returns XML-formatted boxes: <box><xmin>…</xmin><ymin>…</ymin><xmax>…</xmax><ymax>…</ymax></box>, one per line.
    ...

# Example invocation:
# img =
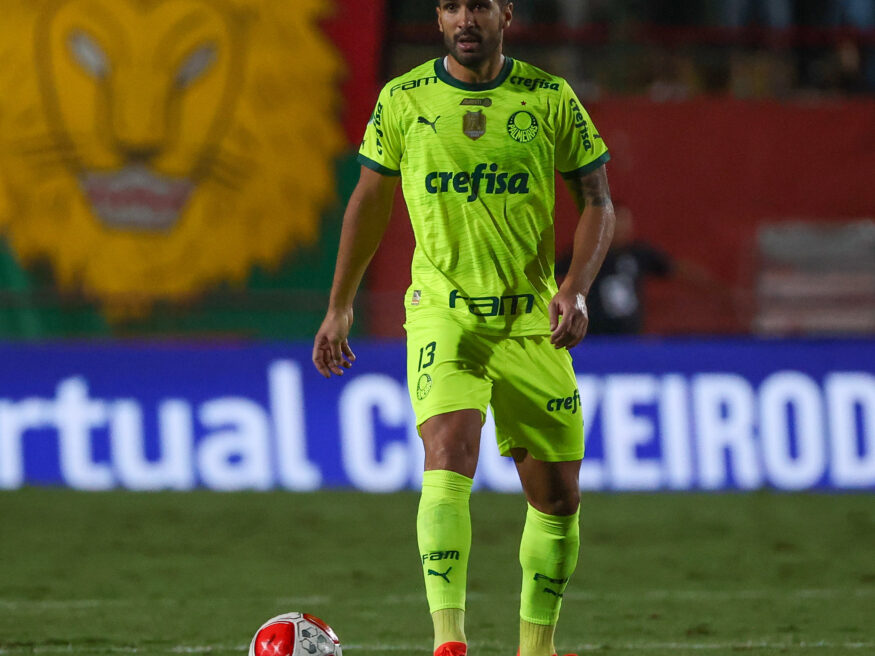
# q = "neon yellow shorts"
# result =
<box><xmin>405</xmin><ymin>317</ymin><xmax>584</xmax><ymax>462</ymax></box>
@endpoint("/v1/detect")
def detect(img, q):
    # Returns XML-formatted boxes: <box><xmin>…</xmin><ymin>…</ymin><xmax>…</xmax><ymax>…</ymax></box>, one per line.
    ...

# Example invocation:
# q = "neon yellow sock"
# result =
<box><xmin>417</xmin><ymin>470</ymin><xmax>473</xmax><ymax>646</ymax></box>
<box><xmin>519</xmin><ymin>618</ymin><xmax>556</xmax><ymax>656</ymax></box>
<box><xmin>519</xmin><ymin>503</ymin><xmax>580</xmax><ymax>626</ymax></box>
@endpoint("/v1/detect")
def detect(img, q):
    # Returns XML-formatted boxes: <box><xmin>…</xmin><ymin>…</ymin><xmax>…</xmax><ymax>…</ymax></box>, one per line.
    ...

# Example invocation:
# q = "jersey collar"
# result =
<box><xmin>433</xmin><ymin>56</ymin><xmax>514</xmax><ymax>91</ymax></box>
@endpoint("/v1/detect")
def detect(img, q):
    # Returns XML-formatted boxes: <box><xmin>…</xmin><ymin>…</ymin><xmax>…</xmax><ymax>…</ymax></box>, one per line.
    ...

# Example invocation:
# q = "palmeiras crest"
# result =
<box><xmin>463</xmin><ymin>110</ymin><xmax>486</xmax><ymax>140</ymax></box>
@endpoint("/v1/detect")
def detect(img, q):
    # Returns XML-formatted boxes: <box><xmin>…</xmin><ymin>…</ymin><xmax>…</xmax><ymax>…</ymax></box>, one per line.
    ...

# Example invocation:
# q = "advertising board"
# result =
<box><xmin>1</xmin><ymin>340</ymin><xmax>872</xmax><ymax>491</ymax></box>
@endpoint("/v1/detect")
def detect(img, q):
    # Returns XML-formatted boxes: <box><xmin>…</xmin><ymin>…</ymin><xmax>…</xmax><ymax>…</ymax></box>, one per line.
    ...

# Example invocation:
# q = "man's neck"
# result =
<box><xmin>444</xmin><ymin>52</ymin><xmax>506</xmax><ymax>85</ymax></box>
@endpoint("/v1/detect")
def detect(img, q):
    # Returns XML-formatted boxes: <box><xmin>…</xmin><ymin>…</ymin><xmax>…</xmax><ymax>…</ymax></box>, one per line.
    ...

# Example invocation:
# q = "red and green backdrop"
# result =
<box><xmin>1</xmin><ymin>0</ymin><xmax>872</xmax><ymax>339</ymax></box>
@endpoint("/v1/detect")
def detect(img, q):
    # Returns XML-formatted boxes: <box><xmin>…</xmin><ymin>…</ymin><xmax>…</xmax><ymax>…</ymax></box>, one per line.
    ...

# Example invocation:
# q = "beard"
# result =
<box><xmin>443</xmin><ymin>27</ymin><xmax>502</xmax><ymax>69</ymax></box>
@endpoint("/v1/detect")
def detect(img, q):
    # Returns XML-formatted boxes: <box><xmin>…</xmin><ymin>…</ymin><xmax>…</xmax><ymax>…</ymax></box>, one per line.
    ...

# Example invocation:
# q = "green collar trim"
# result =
<box><xmin>433</xmin><ymin>56</ymin><xmax>515</xmax><ymax>91</ymax></box>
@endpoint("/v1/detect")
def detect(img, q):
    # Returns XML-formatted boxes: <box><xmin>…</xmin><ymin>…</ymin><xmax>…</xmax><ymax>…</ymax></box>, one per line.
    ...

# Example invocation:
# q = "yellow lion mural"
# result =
<box><xmin>0</xmin><ymin>0</ymin><xmax>344</xmax><ymax>316</ymax></box>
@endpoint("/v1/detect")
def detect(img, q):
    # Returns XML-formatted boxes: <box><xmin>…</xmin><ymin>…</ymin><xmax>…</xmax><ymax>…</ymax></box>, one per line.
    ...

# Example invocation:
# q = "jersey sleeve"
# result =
<box><xmin>357</xmin><ymin>85</ymin><xmax>403</xmax><ymax>177</ymax></box>
<box><xmin>554</xmin><ymin>81</ymin><xmax>610</xmax><ymax>178</ymax></box>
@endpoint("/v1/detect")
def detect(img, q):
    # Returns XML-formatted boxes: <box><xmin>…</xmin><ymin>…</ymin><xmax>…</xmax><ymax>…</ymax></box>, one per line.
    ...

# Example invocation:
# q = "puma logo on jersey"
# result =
<box><xmin>418</xmin><ymin>116</ymin><xmax>440</xmax><ymax>133</ymax></box>
<box><xmin>424</xmin><ymin>163</ymin><xmax>530</xmax><ymax>202</ymax></box>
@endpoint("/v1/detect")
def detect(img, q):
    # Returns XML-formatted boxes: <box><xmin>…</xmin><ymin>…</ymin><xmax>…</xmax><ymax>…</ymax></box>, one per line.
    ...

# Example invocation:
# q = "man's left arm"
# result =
<box><xmin>550</xmin><ymin>165</ymin><xmax>615</xmax><ymax>349</ymax></box>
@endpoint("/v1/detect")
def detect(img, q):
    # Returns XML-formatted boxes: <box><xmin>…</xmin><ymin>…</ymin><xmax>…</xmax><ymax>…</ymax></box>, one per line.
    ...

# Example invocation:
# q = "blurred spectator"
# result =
<box><xmin>830</xmin><ymin>0</ymin><xmax>875</xmax><ymax>92</ymax></box>
<box><xmin>510</xmin><ymin>0</ymin><xmax>608</xmax><ymax>101</ymax></box>
<box><xmin>556</xmin><ymin>205</ymin><xmax>730</xmax><ymax>335</ymax></box>
<box><xmin>827</xmin><ymin>0</ymin><xmax>875</xmax><ymax>27</ymax></box>
<box><xmin>723</xmin><ymin>0</ymin><xmax>794</xmax><ymax>29</ymax></box>
<box><xmin>794</xmin><ymin>0</ymin><xmax>875</xmax><ymax>93</ymax></box>
<box><xmin>646</xmin><ymin>51</ymin><xmax>698</xmax><ymax>101</ymax></box>
<box><xmin>513</xmin><ymin>0</ymin><xmax>592</xmax><ymax>26</ymax></box>
<box><xmin>388</xmin><ymin>0</ymin><xmax>875</xmax><ymax>98</ymax></box>
<box><xmin>649</xmin><ymin>1</ymin><xmax>709</xmax><ymax>26</ymax></box>
<box><xmin>558</xmin><ymin>0</ymin><xmax>590</xmax><ymax>26</ymax></box>
<box><xmin>556</xmin><ymin>205</ymin><xmax>673</xmax><ymax>335</ymax></box>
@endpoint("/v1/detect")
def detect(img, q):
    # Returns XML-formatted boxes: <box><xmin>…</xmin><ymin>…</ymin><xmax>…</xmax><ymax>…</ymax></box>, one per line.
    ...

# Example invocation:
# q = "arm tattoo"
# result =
<box><xmin>574</xmin><ymin>167</ymin><xmax>612</xmax><ymax>209</ymax></box>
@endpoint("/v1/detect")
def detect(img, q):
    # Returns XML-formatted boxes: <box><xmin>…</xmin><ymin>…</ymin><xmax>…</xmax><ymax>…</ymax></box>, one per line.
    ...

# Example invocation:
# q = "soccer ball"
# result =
<box><xmin>249</xmin><ymin>612</ymin><xmax>342</xmax><ymax>656</ymax></box>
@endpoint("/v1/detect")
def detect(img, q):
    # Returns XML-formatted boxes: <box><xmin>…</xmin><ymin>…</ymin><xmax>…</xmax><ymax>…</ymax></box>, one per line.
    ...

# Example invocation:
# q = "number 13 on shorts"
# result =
<box><xmin>418</xmin><ymin>341</ymin><xmax>436</xmax><ymax>371</ymax></box>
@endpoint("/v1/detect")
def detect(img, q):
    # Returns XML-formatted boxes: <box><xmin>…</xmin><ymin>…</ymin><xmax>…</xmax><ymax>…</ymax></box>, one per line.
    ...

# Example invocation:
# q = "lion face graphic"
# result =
<box><xmin>0</xmin><ymin>0</ymin><xmax>344</xmax><ymax>315</ymax></box>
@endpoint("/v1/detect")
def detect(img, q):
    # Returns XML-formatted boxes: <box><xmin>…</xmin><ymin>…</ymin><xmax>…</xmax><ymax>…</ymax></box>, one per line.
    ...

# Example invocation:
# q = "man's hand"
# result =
<box><xmin>312</xmin><ymin>307</ymin><xmax>356</xmax><ymax>378</ymax></box>
<box><xmin>549</xmin><ymin>288</ymin><xmax>589</xmax><ymax>349</ymax></box>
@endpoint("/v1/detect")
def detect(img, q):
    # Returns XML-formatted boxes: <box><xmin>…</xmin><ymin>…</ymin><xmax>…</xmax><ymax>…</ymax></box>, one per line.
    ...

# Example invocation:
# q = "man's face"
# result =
<box><xmin>436</xmin><ymin>0</ymin><xmax>512</xmax><ymax>68</ymax></box>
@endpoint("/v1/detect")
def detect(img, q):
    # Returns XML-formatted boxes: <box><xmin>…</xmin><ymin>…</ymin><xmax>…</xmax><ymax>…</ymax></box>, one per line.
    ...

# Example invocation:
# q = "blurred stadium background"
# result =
<box><xmin>0</xmin><ymin>0</ymin><xmax>873</xmax><ymax>654</ymax></box>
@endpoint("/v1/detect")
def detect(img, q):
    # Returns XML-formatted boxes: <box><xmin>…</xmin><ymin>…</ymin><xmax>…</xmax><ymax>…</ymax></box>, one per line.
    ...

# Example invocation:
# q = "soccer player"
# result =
<box><xmin>313</xmin><ymin>1</ymin><xmax>614</xmax><ymax>655</ymax></box>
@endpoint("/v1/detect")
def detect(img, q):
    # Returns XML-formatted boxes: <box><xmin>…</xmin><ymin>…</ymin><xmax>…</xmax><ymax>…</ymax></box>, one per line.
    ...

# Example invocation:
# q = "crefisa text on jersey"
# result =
<box><xmin>568</xmin><ymin>98</ymin><xmax>596</xmax><ymax>151</ymax></box>
<box><xmin>509</xmin><ymin>75</ymin><xmax>561</xmax><ymax>91</ymax></box>
<box><xmin>370</xmin><ymin>101</ymin><xmax>386</xmax><ymax>156</ymax></box>
<box><xmin>425</xmin><ymin>163</ymin><xmax>530</xmax><ymax>202</ymax></box>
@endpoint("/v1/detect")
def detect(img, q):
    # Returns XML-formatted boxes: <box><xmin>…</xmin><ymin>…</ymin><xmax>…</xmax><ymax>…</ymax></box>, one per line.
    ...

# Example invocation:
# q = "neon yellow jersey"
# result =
<box><xmin>358</xmin><ymin>57</ymin><xmax>610</xmax><ymax>336</ymax></box>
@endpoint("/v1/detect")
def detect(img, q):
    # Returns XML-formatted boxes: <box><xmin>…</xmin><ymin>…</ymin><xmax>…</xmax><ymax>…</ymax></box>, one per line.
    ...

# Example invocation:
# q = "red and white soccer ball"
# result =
<box><xmin>249</xmin><ymin>612</ymin><xmax>342</xmax><ymax>656</ymax></box>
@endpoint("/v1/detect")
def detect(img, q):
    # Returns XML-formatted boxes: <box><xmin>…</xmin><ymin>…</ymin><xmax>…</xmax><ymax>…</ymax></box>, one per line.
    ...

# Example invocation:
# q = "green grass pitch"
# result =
<box><xmin>0</xmin><ymin>489</ymin><xmax>873</xmax><ymax>655</ymax></box>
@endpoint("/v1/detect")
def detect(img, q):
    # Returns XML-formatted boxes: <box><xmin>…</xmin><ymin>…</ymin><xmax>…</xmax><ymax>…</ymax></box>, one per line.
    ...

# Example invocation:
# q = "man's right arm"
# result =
<box><xmin>312</xmin><ymin>166</ymin><xmax>399</xmax><ymax>378</ymax></box>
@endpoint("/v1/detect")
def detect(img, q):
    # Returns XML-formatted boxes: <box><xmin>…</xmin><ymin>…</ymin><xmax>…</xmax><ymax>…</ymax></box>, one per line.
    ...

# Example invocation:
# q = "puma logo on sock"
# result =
<box><xmin>428</xmin><ymin>566</ymin><xmax>453</xmax><ymax>583</ymax></box>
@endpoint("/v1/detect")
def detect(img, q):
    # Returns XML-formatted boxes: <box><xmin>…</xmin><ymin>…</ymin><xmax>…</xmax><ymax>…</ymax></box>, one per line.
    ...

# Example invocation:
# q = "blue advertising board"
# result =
<box><xmin>0</xmin><ymin>339</ymin><xmax>873</xmax><ymax>491</ymax></box>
